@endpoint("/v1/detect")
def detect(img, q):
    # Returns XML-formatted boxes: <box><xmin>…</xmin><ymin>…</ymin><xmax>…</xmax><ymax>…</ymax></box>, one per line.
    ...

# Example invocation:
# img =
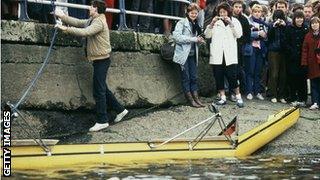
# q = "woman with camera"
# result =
<box><xmin>267</xmin><ymin>9</ymin><xmax>289</xmax><ymax>104</ymax></box>
<box><xmin>172</xmin><ymin>3</ymin><xmax>205</xmax><ymax>108</ymax></box>
<box><xmin>204</xmin><ymin>2</ymin><xmax>244</xmax><ymax>107</ymax></box>
<box><xmin>301</xmin><ymin>17</ymin><xmax>320</xmax><ymax>110</ymax></box>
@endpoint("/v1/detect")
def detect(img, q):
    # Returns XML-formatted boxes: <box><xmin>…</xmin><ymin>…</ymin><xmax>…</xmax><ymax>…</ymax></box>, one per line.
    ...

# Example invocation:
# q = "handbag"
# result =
<box><xmin>160</xmin><ymin>40</ymin><xmax>176</xmax><ymax>61</ymax></box>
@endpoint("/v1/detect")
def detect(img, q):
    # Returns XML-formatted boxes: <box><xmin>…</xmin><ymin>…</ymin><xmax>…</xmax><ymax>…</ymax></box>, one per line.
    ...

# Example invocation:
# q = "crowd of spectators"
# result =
<box><xmin>206</xmin><ymin>0</ymin><xmax>320</xmax><ymax>110</ymax></box>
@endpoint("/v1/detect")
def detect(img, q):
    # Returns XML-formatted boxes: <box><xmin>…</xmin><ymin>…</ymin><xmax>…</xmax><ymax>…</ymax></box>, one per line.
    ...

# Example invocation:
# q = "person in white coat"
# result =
<box><xmin>204</xmin><ymin>2</ymin><xmax>244</xmax><ymax>107</ymax></box>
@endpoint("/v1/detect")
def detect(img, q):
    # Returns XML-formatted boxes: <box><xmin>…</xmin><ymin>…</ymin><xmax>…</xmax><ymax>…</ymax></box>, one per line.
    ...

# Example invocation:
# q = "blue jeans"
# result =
<box><xmin>180</xmin><ymin>55</ymin><xmax>198</xmax><ymax>93</ymax></box>
<box><xmin>68</xmin><ymin>0</ymin><xmax>88</xmax><ymax>19</ymax></box>
<box><xmin>237</xmin><ymin>58</ymin><xmax>247</xmax><ymax>94</ymax></box>
<box><xmin>245</xmin><ymin>48</ymin><xmax>264</xmax><ymax>95</ymax></box>
<box><xmin>311</xmin><ymin>77</ymin><xmax>320</xmax><ymax>105</ymax></box>
<box><xmin>93</xmin><ymin>59</ymin><xmax>125</xmax><ymax>123</ymax></box>
<box><xmin>131</xmin><ymin>0</ymin><xmax>153</xmax><ymax>31</ymax></box>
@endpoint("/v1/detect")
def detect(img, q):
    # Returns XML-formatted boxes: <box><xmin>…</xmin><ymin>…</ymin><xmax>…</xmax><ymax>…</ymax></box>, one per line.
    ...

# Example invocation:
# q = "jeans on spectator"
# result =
<box><xmin>236</xmin><ymin>44</ymin><xmax>247</xmax><ymax>94</ymax></box>
<box><xmin>68</xmin><ymin>0</ymin><xmax>88</xmax><ymax>19</ymax></box>
<box><xmin>93</xmin><ymin>58</ymin><xmax>125</xmax><ymax>123</ymax></box>
<box><xmin>237</xmin><ymin>63</ymin><xmax>246</xmax><ymax>94</ymax></box>
<box><xmin>163</xmin><ymin>0</ymin><xmax>180</xmax><ymax>16</ymax></box>
<box><xmin>245</xmin><ymin>47</ymin><xmax>264</xmax><ymax>95</ymax></box>
<box><xmin>27</xmin><ymin>4</ymin><xmax>54</xmax><ymax>23</ymax></box>
<box><xmin>131</xmin><ymin>0</ymin><xmax>153</xmax><ymax>32</ymax></box>
<box><xmin>311</xmin><ymin>77</ymin><xmax>320</xmax><ymax>105</ymax></box>
<box><xmin>153</xmin><ymin>0</ymin><xmax>164</xmax><ymax>33</ymax></box>
<box><xmin>180</xmin><ymin>55</ymin><xmax>198</xmax><ymax>93</ymax></box>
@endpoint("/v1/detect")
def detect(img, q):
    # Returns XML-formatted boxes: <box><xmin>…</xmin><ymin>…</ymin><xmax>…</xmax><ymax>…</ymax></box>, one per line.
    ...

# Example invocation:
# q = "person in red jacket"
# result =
<box><xmin>197</xmin><ymin>0</ymin><xmax>206</xmax><ymax>28</ymax></box>
<box><xmin>105</xmin><ymin>0</ymin><xmax>114</xmax><ymax>28</ymax></box>
<box><xmin>301</xmin><ymin>17</ymin><xmax>320</xmax><ymax>110</ymax></box>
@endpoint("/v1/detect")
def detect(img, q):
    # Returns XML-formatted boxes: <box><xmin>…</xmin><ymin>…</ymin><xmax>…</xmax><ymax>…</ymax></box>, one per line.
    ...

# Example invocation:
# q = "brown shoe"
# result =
<box><xmin>192</xmin><ymin>91</ymin><xmax>205</xmax><ymax>107</ymax></box>
<box><xmin>185</xmin><ymin>92</ymin><xmax>201</xmax><ymax>108</ymax></box>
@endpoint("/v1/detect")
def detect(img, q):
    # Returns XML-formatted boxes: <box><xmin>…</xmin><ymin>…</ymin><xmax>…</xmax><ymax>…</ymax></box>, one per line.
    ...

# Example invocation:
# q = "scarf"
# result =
<box><xmin>187</xmin><ymin>16</ymin><xmax>202</xmax><ymax>35</ymax></box>
<box><xmin>251</xmin><ymin>16</ymin><xmax>269</xmax><ymax>28</ymax></box>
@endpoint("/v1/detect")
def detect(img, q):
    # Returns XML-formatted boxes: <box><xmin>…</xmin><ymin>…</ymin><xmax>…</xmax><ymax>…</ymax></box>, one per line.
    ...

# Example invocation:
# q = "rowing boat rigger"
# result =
<box><xmin>3</xmin><ymin>106</ymin><xmax>300</xmax><ymax>170</ymax></box>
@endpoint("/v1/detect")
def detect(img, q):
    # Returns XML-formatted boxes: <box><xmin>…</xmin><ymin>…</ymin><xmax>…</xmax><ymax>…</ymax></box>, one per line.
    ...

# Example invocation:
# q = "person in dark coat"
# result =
<box><xmin>232</xmin><ymin>0</ymin><xmax>251</xmax><ymax>94</ymax></box>
<box><xmin>267</xmin><ymin>9</ymin><xmax>289</xmax><ymax>104</ymax></box>
<box><xmin>301</xmin><ymin>17</ymin><xmax>320</xmax><ymax>110</ymax></box>
<box><xmin>285</xmin><ymin>10</ymin><xmax>309</xmax><ymax>107</ymax></box>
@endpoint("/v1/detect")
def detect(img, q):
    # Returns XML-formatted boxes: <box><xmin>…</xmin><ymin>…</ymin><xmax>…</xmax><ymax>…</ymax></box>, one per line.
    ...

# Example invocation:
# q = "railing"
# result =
<box><xmin>19</xmin><ymin>0</ymin><xmax>190</xmax><ymax>30</ymax></box>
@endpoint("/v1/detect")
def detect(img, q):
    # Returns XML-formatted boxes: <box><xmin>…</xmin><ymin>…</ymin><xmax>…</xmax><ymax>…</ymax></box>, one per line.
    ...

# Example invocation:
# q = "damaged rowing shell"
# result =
<box><xmin>4</xmin><ymin>107</ymin><xmax>299</xmax><ymax>170</ymax></box>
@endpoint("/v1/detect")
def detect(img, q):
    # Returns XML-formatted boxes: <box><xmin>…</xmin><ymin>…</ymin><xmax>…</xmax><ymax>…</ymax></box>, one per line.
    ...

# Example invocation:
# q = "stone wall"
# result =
<box><xmin>1</xmin><ymin>20</ymin><xmax>215</xmax><ymax>110</ymax></box>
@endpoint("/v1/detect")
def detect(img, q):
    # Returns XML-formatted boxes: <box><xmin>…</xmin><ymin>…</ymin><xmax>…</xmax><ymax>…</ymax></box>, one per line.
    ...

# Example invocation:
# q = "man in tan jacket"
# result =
<box><xmin>55</xmin><ymin>0</ymin><xmax>128</xmax><ymax>132</ymax></box>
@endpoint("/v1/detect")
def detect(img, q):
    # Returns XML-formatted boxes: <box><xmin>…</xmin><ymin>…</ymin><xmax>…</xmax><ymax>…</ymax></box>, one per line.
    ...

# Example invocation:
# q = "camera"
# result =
<box><xmin>217</xmin><ymin>16</ymin><xmax>223</xmax><ymax>20</ymax></box>
<box><xmin>198</xmin><ymin>33</ymin><xmax>205</xmax><ymax>39</ymax></box>
<box><xmin>274</xmin><ymin>19</ymin><xmax>284</xmax><ymax>26</ymax></box>
<box><xmin>259</xmin><ymin>24</ymin><xmax>264</xmax><ymax>31</ymax></box>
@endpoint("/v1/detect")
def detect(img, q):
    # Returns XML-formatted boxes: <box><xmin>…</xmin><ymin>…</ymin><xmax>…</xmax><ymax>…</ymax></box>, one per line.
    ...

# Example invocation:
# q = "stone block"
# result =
<box><xmin>1</xmin><ymin>20</ymin><xmax>82</xmax><ymax>46</ymax></box>
<box><xmin>1</xmin><ymin>45</ymin><xmax>191</xmax><ymax>110</ymax></box>
<box><xmin>137</xmin><ymin>32</ymin><xmax>165</xmax><ymax>52</ymax></box>
<box><xmin>1</xmin><ymin>44</ymin><xmax>85</xmax><ymax>64</ymax></box>
<box><xmin>110</xmin><ymin>31</ymin><xmax>140</xmax><ymax>51</ymax></box>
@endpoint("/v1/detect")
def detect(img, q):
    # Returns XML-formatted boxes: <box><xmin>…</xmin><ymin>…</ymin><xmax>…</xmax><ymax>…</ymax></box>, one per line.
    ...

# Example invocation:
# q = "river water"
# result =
<box><xmin>11</xmin><ymin>154</ymin><xmax>320</xmax><ymax>179</ymax></box>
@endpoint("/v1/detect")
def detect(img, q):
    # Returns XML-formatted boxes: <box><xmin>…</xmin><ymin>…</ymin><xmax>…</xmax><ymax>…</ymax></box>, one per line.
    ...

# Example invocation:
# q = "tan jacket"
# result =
<box><xmin>61</xmin><ymin>14</ymin><xmax>111</xmax><ymax>61</ymax></box>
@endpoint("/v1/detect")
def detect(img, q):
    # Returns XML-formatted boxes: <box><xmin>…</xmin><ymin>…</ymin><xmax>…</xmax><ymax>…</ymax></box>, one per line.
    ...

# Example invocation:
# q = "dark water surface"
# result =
<box><xmin>11</xmin><ymin>154</ymin><xmax>320</xmax><ymax>179</ymax></box>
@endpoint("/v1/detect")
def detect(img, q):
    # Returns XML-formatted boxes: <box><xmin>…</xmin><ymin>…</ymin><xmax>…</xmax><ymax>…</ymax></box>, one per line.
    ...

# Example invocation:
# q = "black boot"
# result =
<box><xmin>185</xmin><ymin>92</ymin><xmax>201</xmax><ymax>108</ymax></box>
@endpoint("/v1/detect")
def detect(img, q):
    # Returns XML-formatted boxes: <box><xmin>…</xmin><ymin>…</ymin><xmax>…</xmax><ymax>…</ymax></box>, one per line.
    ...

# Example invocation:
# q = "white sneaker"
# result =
<box><xmin>309</xmin><ymin>103</ymin><xmax>319</xmax><ymax>110</ymax></box>
<box><xmin>256</xmin><ymin>93</ymin><xmax>264</xmax><ymax>100</ymax></box>
<box><xmin>246</xmin><ymin>93</ymin><xmax>253</xmax><ymax>100</ymax></box>
<box><xmin>89</xmin><ymin>122</ymin><xmax>109</xmax><ymax>132</ymax></box>
<box><xmin>114</xmin><ymin>109</ymin><xmax>129</xmax><ymax>123</ymax></box>
<box><xmin>236</xmin><ymin>98</ymin><xmax>244</xmax><ymax>108</ymax></box>
<box><xmin>291</xmin><ymin>101</ymin><xmax>298</xmax><ymax>106</ymax></box>
<box><xmin>215</xmin><ymin>99</ymin><xmax>227</xmax><ymax>105</ymax></box>
<box><xmin>230</xmin><ymin>94</ymin><xmax>237</xmax><ymax>102</ymax></box>
<box><xmin>280</xmin><ymin>98</ymin><xmax>287</xmax><ymax>104</ymax></box>
<box><xmin>291</xmin><ymin>101</ymin><xmax>306</xmax><ymax>107</ymax></box>
<box><xmin>297</xmin><ymin>102</ymin><xmax>306</xmax><ymax>107</ymax></box>
<box><xmin>271</xmin><ymin>98</ymin><xmax>277</xmax><ymax>103</ymax></box>
<box><xmin>216</xmin><ymin>93</ymin><xmax>221</xmax><ymax>100</ymax></box>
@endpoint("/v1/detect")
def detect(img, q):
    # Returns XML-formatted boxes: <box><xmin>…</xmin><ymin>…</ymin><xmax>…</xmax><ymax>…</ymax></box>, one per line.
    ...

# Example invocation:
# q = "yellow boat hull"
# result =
<box><xmin>3</xmin><ymin>107</ymin><xmax>300</xmax><ymax>170</ymax></box>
